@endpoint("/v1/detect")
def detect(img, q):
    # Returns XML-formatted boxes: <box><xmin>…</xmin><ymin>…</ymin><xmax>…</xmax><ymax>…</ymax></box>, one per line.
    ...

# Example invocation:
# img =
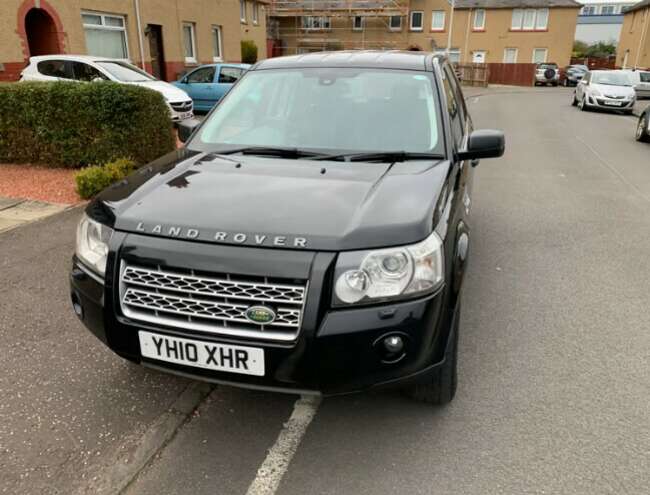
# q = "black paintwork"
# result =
<box><xmin>73</xmin><ymin>52</ymin><xmax>503</xmax><ymax>394</ymax></box>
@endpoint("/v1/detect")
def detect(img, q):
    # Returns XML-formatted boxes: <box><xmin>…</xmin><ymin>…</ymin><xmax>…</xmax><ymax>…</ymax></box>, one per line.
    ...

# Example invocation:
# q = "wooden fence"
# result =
<box><xmin>455</xmin><ymin>64</ymin><xmax>489</xmax><ymax>87</ymax></box>
<box><xmin>487</xmin><ymin>63</ymin><xmax>536</xmax><ymax>86</ymax></box>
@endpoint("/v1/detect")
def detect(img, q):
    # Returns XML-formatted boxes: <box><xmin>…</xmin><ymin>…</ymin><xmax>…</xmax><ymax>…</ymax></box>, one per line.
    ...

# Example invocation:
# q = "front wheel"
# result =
<box><xmin>636</xmin><ymin>114</ymin><xmax>650</xmax><ymax>142</ymax></box>
<box><xmin>579</xmin><ymin>96</ymin><xmax>589</xmax><ymax>111</ymax></box>
<box><xmin>571</xmin><ymin>92</ymin><xmax>578</xmax><ymax>106</ymax></box>
<box><xmin>404</xmin><ymin>303</ymin><xmax>459</xmax><ymax>405</ymax></box>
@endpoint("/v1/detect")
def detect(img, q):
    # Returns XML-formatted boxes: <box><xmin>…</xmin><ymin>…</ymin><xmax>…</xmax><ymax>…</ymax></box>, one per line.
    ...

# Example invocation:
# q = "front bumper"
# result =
<box><xmin>70</xmin><ymin>235</ymin><xmax>457</xmax><ymax>396</ymax></box>
<box><xmin>585</xmin><ymin>94</ymin><xmax>635</xmax><ymax>111</ymax></box>
<box><xmin>168</xmin><ymin>101</ymin><xmax>194</xmax><ymax>122</ymax></box>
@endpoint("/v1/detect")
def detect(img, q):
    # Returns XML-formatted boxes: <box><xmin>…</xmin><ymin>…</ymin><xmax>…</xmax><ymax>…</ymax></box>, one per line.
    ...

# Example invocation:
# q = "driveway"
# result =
<box><xmin>1</xmin><ymin>87</ymin><xmax>648</xmax><ymax>495</ymax></box>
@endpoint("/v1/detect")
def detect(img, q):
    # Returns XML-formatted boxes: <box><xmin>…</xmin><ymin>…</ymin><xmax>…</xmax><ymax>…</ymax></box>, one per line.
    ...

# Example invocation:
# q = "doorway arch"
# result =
<box><xmin>17</xmin><ymin>0</ymin><xmax>66</xmax><ymax>60</ymax></box>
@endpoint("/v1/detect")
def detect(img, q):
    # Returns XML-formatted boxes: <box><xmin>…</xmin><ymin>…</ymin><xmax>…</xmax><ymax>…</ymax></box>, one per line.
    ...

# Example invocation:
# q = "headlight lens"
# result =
<box><xmin>590</xmin><ymin>88</ymin><xmax>601</xmax><ymax>97</ymax></box>
<box><xmin>333</xmin><ymin>231</ymin><xmax>444</xmax><ymax>305</ymax></box>
<box><xmin>75</xmin><ymin>214</ymin><xmax>113</xmax><ymax>276</ymax></box>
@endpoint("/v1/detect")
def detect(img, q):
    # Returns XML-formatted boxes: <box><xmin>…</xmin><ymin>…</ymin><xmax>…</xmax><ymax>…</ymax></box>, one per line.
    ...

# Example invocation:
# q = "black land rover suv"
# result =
<box><xmin>70</xmin><ymin>51</ymin><xmax>504</xmax><ymax>404</ymax></box>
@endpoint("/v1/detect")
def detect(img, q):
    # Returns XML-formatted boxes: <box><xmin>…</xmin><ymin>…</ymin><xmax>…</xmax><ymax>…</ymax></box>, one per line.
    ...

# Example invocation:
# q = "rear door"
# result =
<box><xmin>215</xmin><ymin>66</ymin><xmax>245</xmax><ymax>102</ymax></box>
<box><xmin>177</xmin><ymin>66</ymin><xmax>217</xmax><ymax>110</ymax></box>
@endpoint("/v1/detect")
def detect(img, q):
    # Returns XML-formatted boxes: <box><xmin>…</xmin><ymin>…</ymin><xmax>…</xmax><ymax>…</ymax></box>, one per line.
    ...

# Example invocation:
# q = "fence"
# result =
<box><xmin>455</xmin><ymin>64</ymin><xmax>489</xmax><ymax>87</ymax></box>
<box><xmin>487</xmin><ymin>63</ymin><xmax>536</xmax><ymax>86</ymax></box>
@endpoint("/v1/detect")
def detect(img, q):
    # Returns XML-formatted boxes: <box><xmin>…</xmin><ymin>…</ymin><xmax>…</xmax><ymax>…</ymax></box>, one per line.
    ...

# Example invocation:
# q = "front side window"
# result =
<box><xmin>195</xmin><ymin>68</ymin><xmax>443</xmax><ymax>155</ymax></box>
<box><xmin>473</xmin><ymin>9</ymin><xmax>486</xmax><ymax>30</ymax></box>
<box><xmin>532</xmin><ymin>48</ymin><xmax>547</xmax><ymax>64</ymax></box>
<box><xmin>72</xmin><ymin>62</ymin><xmax>108</xmax><ymax>81</ymax></box>
<box><xmin>96</xmin><ymin>61</ymin><xmax>155</xmax><ymax>82</ymax></box>
<box><xmin>410</xmin><ymin>11</ymin><xmax>424</xmax><ymax>31</ymax></box>
<box><xmin>183</xmin><ymin>22</ymin><xmax>197</xmax><ymax>63</ymax></box>
<box><xmin>187</xmin><ymin>66</ymin><xmax>216</xmax><ymax>84</ymax></box>
<box><xmin>389</xmin><ymin>15</ymin><xmax>402</xmax><ymax>30</ymax></box>
<box><xmin>431</xmin><ymin>11</ymin><xmax>445</xmax><ymax>31</ymax></box>
<box><xmin>82</xmin><ymin>12</ymin><xmax>128</xmax><ymax>59</ymax></box>
<box><xmin>218</xmin><ymin>67</ymin><xmax>244</xmax><ymax>83</ymax></box>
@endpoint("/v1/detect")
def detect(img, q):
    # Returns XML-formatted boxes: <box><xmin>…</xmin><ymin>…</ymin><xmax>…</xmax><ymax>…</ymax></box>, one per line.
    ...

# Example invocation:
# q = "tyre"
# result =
<box><xmin>579</xmin><ymin>96</ymin><xmax>588</xmax><ymax>111</ymax></box>
<box><xmin>404</xmin><ymin>303</ymin><xmax>459</xmax><ymax>405</ymax></box>
<box><xmin>636</xmin><ymin>114</ymin><xmax>650</xmax><ymax>142</ymax></box>
<box><xmin>552</xmin><ymin>82</ymin><xmax>558</xmax><ymax>87</ymax></box>
<box><xmin>571</xmin><ymin>93</ymin><xmax>578</xmax><ymax>106</ymax></box>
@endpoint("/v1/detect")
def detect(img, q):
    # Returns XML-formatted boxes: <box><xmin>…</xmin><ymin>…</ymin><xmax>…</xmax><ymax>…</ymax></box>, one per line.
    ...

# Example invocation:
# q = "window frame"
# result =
<box><xmin>301</xmin><ymin>16</ymin><xmax>331</xmax><ymax>31</ymax></box>
<box><xmin>410</xmin><ymin>10</ymin><xmax>424</xmax><ymax>31</ymax></box>
<box><xmin>81</xmin><ymin>11</ymin><xmax>129</xmax><ymax>60</ymax></box>
<box><xmin>389</xmin><ymin>15</ymin><xmax>402</xmax><ymax>31</ymax></box>
<box><xmin>511</xmin><ymin>8</ymin><xmax>549</xmax><ymax>31</ymax></box>
<box><xmin>535</xmin><ymin>8</ymin><xmax>549</xmax><ymax>30</ymax></box>
<box><xmin>352</xmin><ymin>15</ymin><xmax>364</xmax><ymax>31</ymax></box>
<box><xmin>473</xmin><ymin>9</ymin><xmax>486</xmax><ymax>30</ymax></box>
<box><xmin>212</xmin><ymin>25</ymin><xmax>223</xmax><ymax>62</ymax></box>
<box><xmin>532</xmin><ymin>48</ymin><xmax>548</xmax><ymax>64</ymax></box>
<box><xmin>240</xmin><ymin>0</ymin><xmax>247</xmax><ymax>23</ymax></box>
<box><xmin>252</xmin><ymin>2</ymin><xmax>259</xmax><ymax>24</ymax></box>
<box><xmin>186</xmin><ymin>66</ymin><xmax>216</xmax><ymax>84</ymax></box>
<box><xmin>218</xmin><ymin>66</ymin><xmax>244</xmax><ymax>84</ymax></box>
<box><xmin>511</xmin><ymin>8</ymin><xmax>523</xmax><ymax>30</ymax></box>
<box><xmin>431</xmin><ymin>10</ymin><xmax>445</xmax><ymax>31</ymax></box>
<box><xmin>503</xmin><ymin>47</ymin><xmax>518</xmax><ymax>63</ymax></box>
<box><xmin>522</xmin><ymin>9</ymin><xmax>536</xmax><ymax>30</ymax></box>
<box><xmin>182</xmin><ymin>22</ymin><xmax>197</xmax><ymax>64</ymax></box>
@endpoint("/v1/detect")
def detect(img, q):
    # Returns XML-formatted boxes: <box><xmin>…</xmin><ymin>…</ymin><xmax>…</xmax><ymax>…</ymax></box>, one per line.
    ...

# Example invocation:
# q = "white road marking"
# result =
<box><xmin>245</xmin><ymin>395</ymin><xmax>321</xmax><ymax>495</ymax></box>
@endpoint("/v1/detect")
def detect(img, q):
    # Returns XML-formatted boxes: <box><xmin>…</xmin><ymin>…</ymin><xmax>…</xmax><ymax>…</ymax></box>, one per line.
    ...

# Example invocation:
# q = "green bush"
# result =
<box><xmin>75</xmin><ymin>157</ymin><xmax>138</xmax><ymax>199</ymax></box>
<box><xmin>0</xmin><ymin>82</ymin><xmax>175</xmax><ymax>168</ymax></box>
<box><xmin>241</xmin><ymin>40</ymin><xmax>258</xmax><ymax>64</ymax></box>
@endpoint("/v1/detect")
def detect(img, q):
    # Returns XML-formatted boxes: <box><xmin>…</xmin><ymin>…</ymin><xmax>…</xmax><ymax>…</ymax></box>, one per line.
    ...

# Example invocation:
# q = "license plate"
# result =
<box><xmin>138</xmin><ymin>331</ymin><xmax>264</xmax><ymax>376</ymax></box>
<box><xmin>603</xmin><ymin>101</ymin><xmax>622</xmax><ymax>106</ymax></box>
<box><xmin>180</xmin><ymin>112</ymin><xmax>193</xmax><ymax>120</ymax></box>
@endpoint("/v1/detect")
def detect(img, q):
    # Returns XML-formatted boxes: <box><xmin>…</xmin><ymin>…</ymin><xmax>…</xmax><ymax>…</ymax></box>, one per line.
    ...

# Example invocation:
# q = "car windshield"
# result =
<box><xmin>96</xmin><ymin>61</ymin><xmax>155</xmax><ymax>82</ymax></box>
<box><xmin>194</xmin><ymin>68</ymin><xmax>443</xmax><ymax>155</ymax></box>
<box><xmin>591</xmin><ymin>72</ymin><xmax>632</xmax><ymax>86</ymax></box>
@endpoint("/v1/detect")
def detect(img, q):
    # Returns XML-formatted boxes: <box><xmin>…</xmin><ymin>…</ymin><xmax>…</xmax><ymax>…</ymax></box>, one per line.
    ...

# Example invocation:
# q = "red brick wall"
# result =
<box><xmin>0</xmin><ymin>62</ymin><xmax>26</xmax><ymax>81</ymax></box>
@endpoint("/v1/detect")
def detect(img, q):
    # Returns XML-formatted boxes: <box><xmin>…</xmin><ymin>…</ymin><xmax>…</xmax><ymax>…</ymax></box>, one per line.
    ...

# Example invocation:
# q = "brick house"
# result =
<box><xmin>617</xmin><ymin>0</ymin><xmax>650</xmax><ymax>68</ymax></box>
<box><xmin>0</xmin><ymin>0</ymin><xmax>268</xmax><ymax>82</ymax></box>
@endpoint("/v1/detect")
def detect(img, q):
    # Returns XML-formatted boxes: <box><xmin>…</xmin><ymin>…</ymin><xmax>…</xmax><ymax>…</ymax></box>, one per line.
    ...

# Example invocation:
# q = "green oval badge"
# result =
<box><xmin>245</xmin><ymin>306</ymin><xmax>276</xmax><ymax>325</ymax></box>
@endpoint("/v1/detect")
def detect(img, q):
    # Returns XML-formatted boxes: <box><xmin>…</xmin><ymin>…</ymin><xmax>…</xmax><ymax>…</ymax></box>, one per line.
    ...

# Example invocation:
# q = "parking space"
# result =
<box><xmin>1</xmin><ymin>87</ymin><xmax>648</xmax><ymax>495</ymax></box>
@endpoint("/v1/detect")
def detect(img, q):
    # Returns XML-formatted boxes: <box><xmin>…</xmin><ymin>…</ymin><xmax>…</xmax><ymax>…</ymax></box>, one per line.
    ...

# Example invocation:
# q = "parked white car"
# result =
<box><xmin>620</xmin><ymin>69</ymin><xmax>650</xmax><ymax>99</ymax></box>
<box><xmin>20</xmin><ymin>55</ymin><xmax>193</xmax><ymax>122</ymax></box>
<box><xmin>572</xmin><ymin>70</ymin><xmax>636</xmax><ymax>114</ymax></box>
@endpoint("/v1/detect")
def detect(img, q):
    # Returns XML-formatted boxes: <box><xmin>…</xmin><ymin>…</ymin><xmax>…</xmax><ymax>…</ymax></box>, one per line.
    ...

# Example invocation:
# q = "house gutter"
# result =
<box><xmin>134</xmin><ymin>0</ymin><xmax>146</xmax><ymax>70</ymax></box>
<box><xmin>446</xmin><ymin>0</ymin><xmax>455</xmax><ymax>56</ymax></box>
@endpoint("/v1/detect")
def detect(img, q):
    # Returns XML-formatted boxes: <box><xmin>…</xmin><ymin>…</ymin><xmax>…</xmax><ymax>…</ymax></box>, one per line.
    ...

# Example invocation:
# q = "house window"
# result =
<box><xmin>532</xmin><ymin>48</ymin><xmax>547</xmax><ymax>63</ymax></box>
<box><xmin>581</xmin><ymin>5</ymin><xmax>597</xmax><ymax>15</ymax></box>
<box><xmin>252</xmin><ymin>2</ymin><xmax>259</xmax><ymax>24</ymax></box>
<box><xmin>503</xmin><ymin>48</ymin><xmax>518</xmax><ymax>63</ymax></box>
<box><xmin>600</xmin><ymin>5</ymin><xmax>616</xmax><ymax>15</ymax></box>
<box><xmin>212</xmin><ymin>26</ymin><xmax>223</xmax><ymax>61</ymax></box>
<box><xmin>240</xmin><ymin>0</ymin><xmax>247</xmax><ymax>23</ymax></box>
<box><xmin>410</xmin><ymin>11</ymin><xmax>423</xmax><ymax>31</ymax></box>
<box><xmin>473</xmin><ymin>9</ymin><xmax>486</xmax><ymax>30</ymax></box>
<box><xmin>389</xmin><ymin>15</ymin><xmax>402</xmax><ymax>31</ymax></box>
<box><xmin>81</xmin><ymin>12</ymin><xmax>128</xmax><ymax>59</ymax></box>
<box><xmin>353</xmin><ymin>16</ymin><xmax>364</xmax><ymax>31</ymax></box>
<box><xmin>302</xmin><ymin>17</ymin><xmax>331</xmax><ymax>30</ymax></box>
<box><xmin>431</xmin><ymin>11</ymin><xmax>445</xmax><ymax>31</ymax></box>
<box><xmin>511</xmin><ymin>8</ymin><xmax>549</xmax><ymax>30</ymax></box>
<box><xmin>182</xmin><ymin>22</ymin><xmax>197</xmax><ymax>63</ymax></box>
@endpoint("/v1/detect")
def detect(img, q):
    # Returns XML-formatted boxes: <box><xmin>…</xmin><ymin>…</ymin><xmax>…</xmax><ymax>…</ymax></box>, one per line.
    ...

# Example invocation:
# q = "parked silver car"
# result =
<box><xmin>572</xmin><ymin>70</ymin><xmax>636</xmax><ymax>114</ymax></box>
<box><xmin>620</xmin><ymin>69</ymin><xmax>650</xmax><ymax>99</ymax></box>
<box><xmin>535</xmin><ymin>63</ymin><xmax>559</xmax><ymax>86</ymax></box>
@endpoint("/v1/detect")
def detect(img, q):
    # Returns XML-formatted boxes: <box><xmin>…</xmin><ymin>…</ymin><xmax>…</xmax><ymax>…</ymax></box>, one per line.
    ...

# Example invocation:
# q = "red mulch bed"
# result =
<box><xmin>0</xmin><ymin>164</ymin><xmax>81</xmax><ymax>205</ymax></box>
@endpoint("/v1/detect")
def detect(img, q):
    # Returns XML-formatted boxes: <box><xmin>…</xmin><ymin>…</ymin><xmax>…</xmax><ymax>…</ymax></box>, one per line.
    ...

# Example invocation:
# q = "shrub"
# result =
<box><xmin>0</xmin><ymin>82</ymin><xmax>175</xmax><ymax>168</ymax></box>
<box><xmin>241</xmin><ymin>40</ymin><xmax>258</xmax><ymax>64</ymax></box>
<box><xmin>75</xmin><ymin>158</ymin><xmax>137</xmax><ymax>199</ymax></box>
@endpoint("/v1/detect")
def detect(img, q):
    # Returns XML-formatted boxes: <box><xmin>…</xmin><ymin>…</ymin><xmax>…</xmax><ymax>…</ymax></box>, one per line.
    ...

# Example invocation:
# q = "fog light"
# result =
<box><xmin>383</xmin><ymin>335</ymin><xmax>404</xmax><ymax>354</ymax></box>
<box><xmin>71</xmin><ymin>293</ymin><xmax>83</xmax><ymax>318</ymax></box>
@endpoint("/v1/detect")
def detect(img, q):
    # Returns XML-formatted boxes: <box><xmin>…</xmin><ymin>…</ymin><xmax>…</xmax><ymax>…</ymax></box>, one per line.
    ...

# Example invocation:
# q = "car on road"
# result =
<box><xmin>70</xmin><ymin>51</ymin><xmax>505</xmax><ymax>405</ymax></box>
<box><xmin>20</xmin><ymin>55</ymin><xmax>193</xmax><ymax>122</ymax></box>
<box><xmin>535</xmin><ymin>63</ymin><xmax>560</xmax><ymax>86</ymax></box>
<box><xmin>636</xmin><ymin>106</ymin><xmax>650</xmax><ymax>142</ymax></box>
<box><xmin>620</xmin><ymin>69</ymin><xmax>650</xmax><ymax>99</ymax></box>
<box><xmin>560</xmin><ymin>64</ymin><xmax>588</xmax><ymax>87</ymax></box>
<box><xmin>572</xmin><ymin>70</ymin><xmax>636</xmax><ymax>114</ymax></box>
<box><xmin>172</xmin><ymin>63</ymin><xmax>249</xmax><ymax>112</ymax></box>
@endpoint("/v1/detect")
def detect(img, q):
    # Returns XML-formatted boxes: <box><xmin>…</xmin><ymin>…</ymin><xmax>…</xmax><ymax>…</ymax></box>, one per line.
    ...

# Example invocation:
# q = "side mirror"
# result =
<box><xmin>177</xmin><ymin>118</ymin><xmax>201</xmax><ymax>143</ymax></box>
<box><xmin>457</xmin><ymin>129</ymin><xmax>505</xmax><ymax>164</ymax></box>
<box><xmin>91</xmin><ymin>77</ymin><xmax>104</xmax><ymax>83</ymax></box>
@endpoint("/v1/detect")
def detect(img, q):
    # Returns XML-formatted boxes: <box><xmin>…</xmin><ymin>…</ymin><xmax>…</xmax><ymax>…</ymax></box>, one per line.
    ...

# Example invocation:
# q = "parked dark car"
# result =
<box><xmin>70</xmin><ymin>51</ymin><xmax>505</xmax><ymax>405</ymax></box>
<box><xmin>560</xmin><ymin>64</ymin><xmax>588</xmax><ymax>87</ymax></box>
<box><xmin>535</xmin><ymin>63</ymin><xmax>560</xmax><ymax>86</ymax></box>
<box><xmin>636</xmin><ymin>106</ymin><xmax>650</xmax><ymax>142</ymax></box>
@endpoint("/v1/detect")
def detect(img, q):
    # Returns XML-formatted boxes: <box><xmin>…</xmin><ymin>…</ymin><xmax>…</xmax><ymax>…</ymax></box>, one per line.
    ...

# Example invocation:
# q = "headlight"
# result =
<box><xmin>590</xmin><ymin>88</ymin><xmax>601</xmax><ymax>97</ymax></box>
<box><xmin>75</xmin><ymin>214</ymin><xmax>113</xmax><ymax>277</ymax></box>
<box><xmin>333</xmin><ymin>231</ymin><xmax>444</xmax><ymax>305</ymax></box>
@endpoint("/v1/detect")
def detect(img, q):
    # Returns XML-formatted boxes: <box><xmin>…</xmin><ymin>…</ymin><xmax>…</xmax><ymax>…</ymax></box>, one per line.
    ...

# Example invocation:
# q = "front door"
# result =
<box><xmin>177</xmin><ymin>66</ymin><xmax>218</xmax><ymax>111</ymax></box>
<box><xmin>472</xmin><ymin>51</ymin><xmax>486</xmax><ymax>64</ymax></box>
<box><xmin>147</xmin><ymin>25</ymin><xmax>166</xmax><ymax>80</ymax></box>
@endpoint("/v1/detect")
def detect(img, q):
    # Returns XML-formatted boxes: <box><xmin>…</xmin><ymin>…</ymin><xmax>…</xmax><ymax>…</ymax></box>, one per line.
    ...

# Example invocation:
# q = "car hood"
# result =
<box><xmin>591</xmin><ymin>83</ymin><xmax>635</xmax><ymax>97</ymax></box>
<box><xmin>128</xmin><ymin>80</ymin><xmax>190</xmax><ymax>102</ymax></box>
<box><xmin>89</xmin><ymin>149</ymin><xmax>450</xmax><ymax>252</ymax></box>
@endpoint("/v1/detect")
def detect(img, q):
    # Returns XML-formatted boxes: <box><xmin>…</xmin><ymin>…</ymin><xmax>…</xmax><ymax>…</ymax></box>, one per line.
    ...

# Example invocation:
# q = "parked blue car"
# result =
<box><xmin>173</xmin><ymin>63</ymin><xmax>249</xmax><ymax>112</ymax></box>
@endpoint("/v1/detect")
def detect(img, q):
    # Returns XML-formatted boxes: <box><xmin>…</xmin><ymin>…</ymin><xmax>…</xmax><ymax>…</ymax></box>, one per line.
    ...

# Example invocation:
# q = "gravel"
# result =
<box><xmin>0</xmin><ymin>164</ymin><xmax>80</xmax><ymax>205</ymax></box>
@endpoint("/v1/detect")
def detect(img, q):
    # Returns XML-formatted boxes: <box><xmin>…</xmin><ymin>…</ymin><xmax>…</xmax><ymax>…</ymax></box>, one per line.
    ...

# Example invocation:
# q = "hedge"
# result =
<box><xmin>0</xmin><ymin>82</ymin><xmax>175</xmax><ymax>168</ymax></box>
<box><xmin>75</xmin><ymin>158</ymin><xmax>138</xmax><ymax>199</ymax></box>
<box><xmin>241</xmin><ymin>40</ymin><xmax>258</xmax><ymax>64</ymax></box>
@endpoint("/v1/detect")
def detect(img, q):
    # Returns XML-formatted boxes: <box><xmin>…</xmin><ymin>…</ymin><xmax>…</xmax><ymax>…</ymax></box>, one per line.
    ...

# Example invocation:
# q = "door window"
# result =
<box><xmin>37</xmin><ymin>60</ymin><xmax>73</xmax><ymax>79</ymax></box>
<box><xmin>72</xmin><ymin>62</ymin><xmax>107</xmax><ymax>81</ymax></box>
<box><xmin>218</xmin><ymin>67</ymin><xmax>244</xmax><ymax>84</ymax></box>
<box><xmin>187</xmin><ymin>66</ymin><xmax>216</xmax><ymax>84</ymax></box>
<box><xmin>441</xmin><ymin>65</ymin><xmax>465</xmax><ymax>147</ymax></box>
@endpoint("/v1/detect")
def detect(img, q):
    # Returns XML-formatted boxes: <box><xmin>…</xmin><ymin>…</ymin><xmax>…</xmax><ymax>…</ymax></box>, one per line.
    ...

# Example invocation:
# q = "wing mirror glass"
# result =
<box><xmin>456</xmin><ymin>129</ymin><xmax>505</xmax><ymax>164</ymax></box>
<box><xmin>177</xmin><ymin>118</ymin><xmax>201</xmax><ymax>143</ymax></box>
<box><xmin>91</xmin><ymin>77</ymin><xmax>104</xmax><ymax>83</ymax></box>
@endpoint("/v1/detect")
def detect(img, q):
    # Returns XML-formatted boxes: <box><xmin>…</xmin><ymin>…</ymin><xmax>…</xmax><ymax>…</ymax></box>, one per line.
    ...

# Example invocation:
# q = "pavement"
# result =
<box><xmin>0</xmin><ymin>197</ymin><xmax>69</xmax><ymax>233</ymax></box>
<box><xmin>1</xmin><ymin>86</ymin><xmax>649</xmax><ymax>495</ymax></box>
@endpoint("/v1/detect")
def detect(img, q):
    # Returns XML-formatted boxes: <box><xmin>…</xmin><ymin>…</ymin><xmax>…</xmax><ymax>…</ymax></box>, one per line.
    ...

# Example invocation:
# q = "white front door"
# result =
<box><xmin>472</xmin><ymin>51</ymin><xmax>486</xmax><ymax>63</ymax></box>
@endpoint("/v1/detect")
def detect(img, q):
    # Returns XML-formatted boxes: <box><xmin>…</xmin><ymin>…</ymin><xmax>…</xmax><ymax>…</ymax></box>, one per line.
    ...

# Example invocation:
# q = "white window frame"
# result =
<box><xmin>503</xmin><ymin>47</ymin><xmax>518</xmax><ymax>63</ymax></box>
<box><xmin>301</xmin><ymin>16</ymin><xmax>331</xmax><ymax>31</ymax></box>
<box><xmin>581</xmin><ymin>5</ymin><xmax>596</xmax><ymax>16</ymax></box>
<box><xmin>511</xmin><ymin>8</ymin><xmax>523</xmax><ymax>30</ymax></box>
<box><xmin>252</xmin><ymin>2</ymin><xmax>259</xmax><ymax>24</ymax></box>
<box><xmin>182</xmin><ymin>22</ymin><xmax>197</xmax><ymax>64</ymax></box>
<box><xmin>522</xmin><ymin>9</ymin><xmax>536</xmax><ymax>30</ymax></box>
<box><xmin>512</xmin><ymin>8</ymin><xmax>548</xmax><ymax>30</ymax></box>
<box><xmin>535</xmin><ymin>8</ymin><xmax>548</xmax><ymax>29</ymax></box>
<box><xmin>532</xmin><ymin>48</ymin><xmax>548</xmax><ymax>64</ymax></box>
<box><xmin>352</xmin><ymin>15</ymin><xmax>364</xmax><ymax>31</ymax></box>
<box><xmin>600</xmin><ymin>5</ymin><xmax>616</xmax><ymax>15</ymax></box>
<box><xmin>410</xmin><ymin>10</ymin><xmax>424</xmax><ymax>31</ymax></box>
<box><xmin>81</xmin><ymin>11</ymin><xmax>129</xmax><ymax>60</ymax></box>
<box><xmin>240</xmin><ymin>0</ymin><xmax>247</xmax><ymax>23</ymax></box>
<box><xmin>473</xmin><ymin>9</ymin><xmax>486</xmax><ymax>30</ymax></box>
<box><xmin>212</xmin><ymin>25</ymin><xmax>223</xmax><ymax>62</ymax></box>
<box><xmin>431</xmin><ymin>10</ymin><xmax>445</xmax><ymax>31</ymax></box>
<box><xmin>389</xmin><ymin>15</ymin><xmax>402</xmax><ymax>31</ymax></box>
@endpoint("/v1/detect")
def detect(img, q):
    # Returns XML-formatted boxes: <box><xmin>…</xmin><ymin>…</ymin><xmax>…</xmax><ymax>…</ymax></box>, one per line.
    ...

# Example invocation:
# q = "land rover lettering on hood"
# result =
<box><xmin>70</xmin><ymin>51</ymin><xmax>505</xmax><ymax>405</ymax></box>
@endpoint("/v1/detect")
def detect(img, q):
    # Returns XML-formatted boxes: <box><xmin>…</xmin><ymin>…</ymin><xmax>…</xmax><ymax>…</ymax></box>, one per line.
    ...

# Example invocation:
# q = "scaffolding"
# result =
<box><xmin>267</xmin><ymin>1</ymin><xmax>413</xmax><ymax>56</ymax></box>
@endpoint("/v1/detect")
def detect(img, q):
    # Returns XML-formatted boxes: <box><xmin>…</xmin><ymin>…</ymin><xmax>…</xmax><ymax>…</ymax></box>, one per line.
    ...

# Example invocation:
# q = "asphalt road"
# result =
<box><xmin>1</xmin><ymin>87</ymin><xmax>649</xmax><ymax>495</ymax></box>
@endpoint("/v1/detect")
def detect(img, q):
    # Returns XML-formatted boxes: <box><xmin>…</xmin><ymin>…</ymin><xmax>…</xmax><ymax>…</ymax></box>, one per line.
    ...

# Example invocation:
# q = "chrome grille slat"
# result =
<box><xmin>119</xmin><ymin>263</ymin><xmax>307</xmax><ymax>342</ymax></box>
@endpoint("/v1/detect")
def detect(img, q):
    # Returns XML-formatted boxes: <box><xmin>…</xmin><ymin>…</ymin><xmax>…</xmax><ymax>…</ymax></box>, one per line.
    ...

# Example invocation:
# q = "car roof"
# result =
<box><xmin>253</xmin><ymin>50</ymin><xmax>434</xmax><ymax>71</ymax></box>
<box><xmin>29</xmin><ymin>54</ymin><xmax>125</xmax><ymax>63</ymax></box>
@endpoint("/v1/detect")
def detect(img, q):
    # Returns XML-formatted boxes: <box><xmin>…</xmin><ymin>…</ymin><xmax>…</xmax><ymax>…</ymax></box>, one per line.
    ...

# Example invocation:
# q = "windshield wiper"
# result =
<box><xmin>310</xmin><ymin>151</ymin><xmax>444</xmax><ymax>162</ymax></box>
<box><xmin>210</xmin><ymin>146</ymin><xmax>331</xmax><ymax>159</ymax></box>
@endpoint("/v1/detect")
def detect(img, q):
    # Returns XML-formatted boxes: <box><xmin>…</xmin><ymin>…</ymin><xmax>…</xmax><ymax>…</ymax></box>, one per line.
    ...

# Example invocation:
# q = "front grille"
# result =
<box><xmin>119</xmin><ymin>264</ymin><xmax>307</xmax><ymax>342</ymax></box>
<box><xmin>603</xmin><ymin>95</ymin><xmax>624</xmax><ymax>99</ymax></box>
<box><xmin>170</xmin><ymin>100</ymin><xmax>193</xmax><ymax>113</ymax></box>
